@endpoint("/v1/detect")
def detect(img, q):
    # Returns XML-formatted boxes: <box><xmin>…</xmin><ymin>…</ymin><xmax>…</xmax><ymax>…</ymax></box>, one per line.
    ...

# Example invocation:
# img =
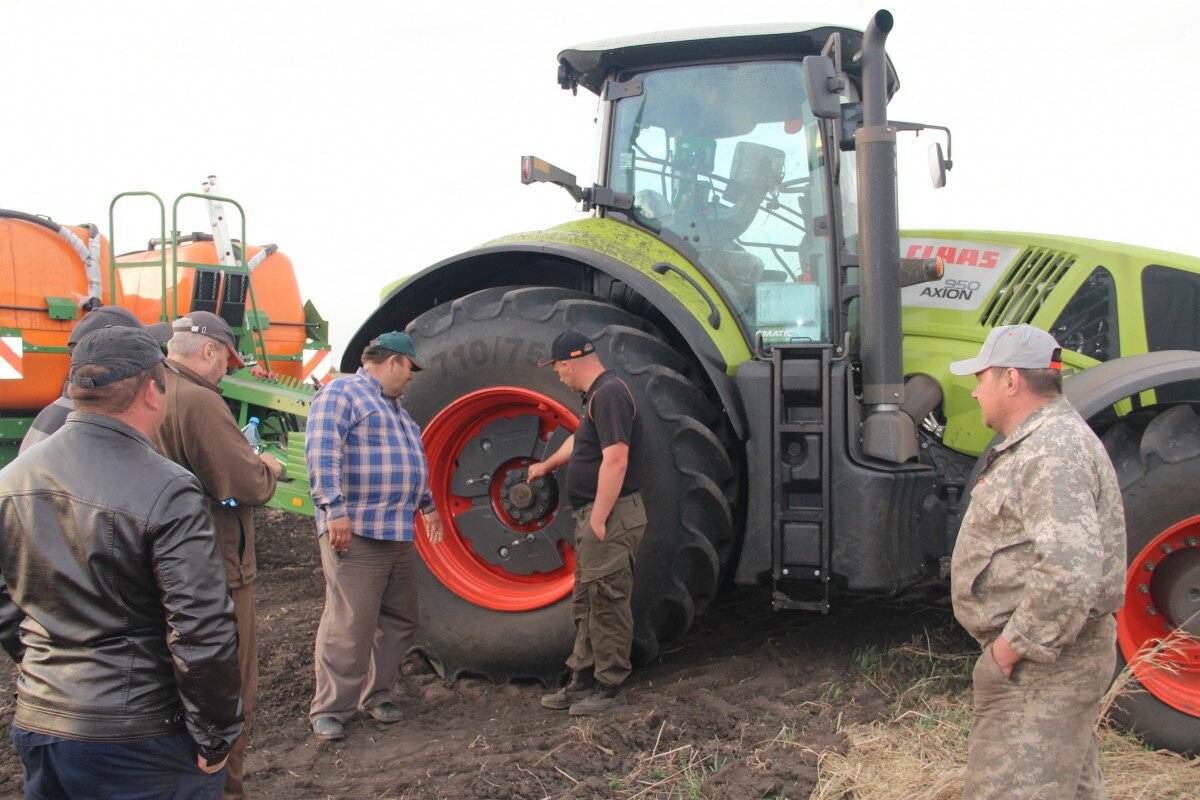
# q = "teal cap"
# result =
<box><xmin>370</xmin><ymin>331</ymin><xmax>423</xmax><ymax>371</ymax></box>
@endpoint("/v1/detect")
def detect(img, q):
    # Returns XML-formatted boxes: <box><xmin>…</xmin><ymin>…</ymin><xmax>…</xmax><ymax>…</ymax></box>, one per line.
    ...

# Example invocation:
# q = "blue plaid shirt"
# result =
<box><xmin>305</xmin><ymin>368</ymin><xmax>432</xmax><ymax>541</ymax></box>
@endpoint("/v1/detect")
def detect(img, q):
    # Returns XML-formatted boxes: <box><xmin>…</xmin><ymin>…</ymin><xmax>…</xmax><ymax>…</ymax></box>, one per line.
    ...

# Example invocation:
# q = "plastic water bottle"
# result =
<box><xmin>241</xmin><ymin>416</ymin><xmax>262</xmax><ymax>454</ymax></box>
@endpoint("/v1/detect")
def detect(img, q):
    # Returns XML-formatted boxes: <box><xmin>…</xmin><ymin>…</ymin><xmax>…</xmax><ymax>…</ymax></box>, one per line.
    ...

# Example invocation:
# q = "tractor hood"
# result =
<box><xmin>558</xmin><ymin>23</ymin><xmax>899</xmax><ymax>98</ymax></box>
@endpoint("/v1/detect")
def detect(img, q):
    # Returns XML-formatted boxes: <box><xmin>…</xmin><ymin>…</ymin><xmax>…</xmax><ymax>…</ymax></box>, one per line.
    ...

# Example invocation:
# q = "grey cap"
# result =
<box><xmin>69</xmin><ymin>306</ymin><xmax>170</xmax><ymax>347</ymax></box>
<box><xmin>172</xmin><ymin>311</ymin><xmax>246</xmax><ymax>367</ymax></box>
<box><xmin>949</xmin><ymin>324</ymin><xmax>1063</xmax><ymax>376</ymax></box>
<box><xmin>69</xmin><ymin>327</ymin><xmax>167</xmax><ymax>388</ymax></box>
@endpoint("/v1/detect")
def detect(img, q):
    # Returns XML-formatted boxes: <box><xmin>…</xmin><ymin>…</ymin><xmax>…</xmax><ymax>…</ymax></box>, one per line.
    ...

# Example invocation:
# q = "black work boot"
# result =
<box><xmin>540</xmin><ymin>670</ymin><xmax>596</xmax><ymax>710</ymax></box>
<box><xmin>568</xmin><ymin>682</ymin><xmax>626</xmax><ymax>716</ymax></box>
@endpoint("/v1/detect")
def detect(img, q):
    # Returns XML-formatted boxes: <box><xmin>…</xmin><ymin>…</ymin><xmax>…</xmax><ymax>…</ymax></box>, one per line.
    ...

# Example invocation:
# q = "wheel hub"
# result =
<box><xmin>449</xmin><ymin>417</ymin><xmax>573</xmax><ymax>575</ymax></box>
<box><xmin>500</xmin><ymin>470</ymin><xmax>557</xmax><ymax>523</ymax></box>
<box><xmin>1150</xmin><ymin>547</ymin><xmax>1200</xmax><ymax>637</ymax></box>
<box><xmin>1118</xmin><ymin>515</ymin><xmax>1200</xmax><ymax>718</ymax></box>
<box><xmin>419</xmin><ymin>387</ymin><xmax>579</xmax><ymax>611</ymax></box>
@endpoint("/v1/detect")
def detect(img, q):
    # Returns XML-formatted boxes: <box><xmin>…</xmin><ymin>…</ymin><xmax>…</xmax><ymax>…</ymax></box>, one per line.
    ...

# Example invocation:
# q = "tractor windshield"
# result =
<box><xmin>609</xmin><ymin>60</ymin><xmax>834</xmax><ymax>344</ymax></box>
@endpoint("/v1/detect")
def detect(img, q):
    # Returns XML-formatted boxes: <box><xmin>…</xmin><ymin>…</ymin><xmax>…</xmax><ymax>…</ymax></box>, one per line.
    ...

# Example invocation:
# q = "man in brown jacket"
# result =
<box><xmin>154</xmin><ymin>311</ymin><xmax>282</xmax><ymax>800</ymax></box>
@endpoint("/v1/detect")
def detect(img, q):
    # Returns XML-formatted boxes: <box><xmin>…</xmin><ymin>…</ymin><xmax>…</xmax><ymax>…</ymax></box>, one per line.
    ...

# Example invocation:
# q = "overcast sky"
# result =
<box><xmin>3</xmin><ymin>0</ymin><xmax>1196</xmax><ymax>360</ymax></box>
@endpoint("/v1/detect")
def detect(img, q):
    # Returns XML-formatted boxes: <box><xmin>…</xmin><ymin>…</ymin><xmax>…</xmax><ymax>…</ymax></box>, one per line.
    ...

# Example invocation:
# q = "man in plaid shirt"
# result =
<box><xmin>305</xmin><ymin>331</ymin><xmax>443</xmax><ymax>742</ymax></box>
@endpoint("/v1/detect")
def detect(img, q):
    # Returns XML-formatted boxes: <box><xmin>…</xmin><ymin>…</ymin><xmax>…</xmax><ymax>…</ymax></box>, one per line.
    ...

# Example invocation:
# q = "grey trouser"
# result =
<box><xmin>565</xmin><ymin>493</ymin><xmax>647</xmax><ymax>687</ymax></box>
<box><xmin>963</xmin><ymin>616</ymin><xmax>1115</xmax><ymax>800</ymax></box>
<box><xmin>224</xmin><ymin>582</ymin><xmax>257</xmax><ymax>800</ymax></box>
<box><xmin>310</xmin><ymin>534</ymin><xmax>419</xmax><ymax>724</ymax></box>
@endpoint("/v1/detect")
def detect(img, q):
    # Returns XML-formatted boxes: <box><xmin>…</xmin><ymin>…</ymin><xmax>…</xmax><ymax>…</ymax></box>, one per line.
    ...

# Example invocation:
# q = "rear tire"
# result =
<box><xmin>1101</xmin><ymin>404</ymin><xmax>1200</xmax><ymax>755</ymax></box>
<box><xmin>402</xmin><ymin>286</ymin><xmax>737</xmax><ymax>682</ymax></box>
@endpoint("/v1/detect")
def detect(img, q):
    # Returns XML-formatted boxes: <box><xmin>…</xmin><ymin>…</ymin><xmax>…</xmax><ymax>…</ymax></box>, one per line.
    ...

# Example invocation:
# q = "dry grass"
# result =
<box><xmin>813</xmin><ymin>631</ymin><xmax>1200</xmax><ymax>800</ymax></box>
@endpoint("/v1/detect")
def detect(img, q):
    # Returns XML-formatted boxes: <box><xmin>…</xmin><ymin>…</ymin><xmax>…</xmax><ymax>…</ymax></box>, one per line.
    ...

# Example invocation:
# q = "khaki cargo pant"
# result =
<box><xmin>565</xmin><ymin>493</ymin><xmax>647</xmax><ymax>687</ymax></box>
<box><xmin>310</xmin><ymin>534</ymin><xmax>419</xmax><ymax>724</ymax></box>
<box><xmin>963</xmin><ymin>616</ymin><xmax>1115</xmax><ymax>800</ymax></box>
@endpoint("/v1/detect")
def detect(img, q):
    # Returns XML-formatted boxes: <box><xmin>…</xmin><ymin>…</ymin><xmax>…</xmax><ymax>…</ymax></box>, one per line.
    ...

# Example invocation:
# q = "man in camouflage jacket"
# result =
<box><xmin>950</xmin><ymin>324</ymin><xmax>1125</xmax><ymax>800</ymax></box>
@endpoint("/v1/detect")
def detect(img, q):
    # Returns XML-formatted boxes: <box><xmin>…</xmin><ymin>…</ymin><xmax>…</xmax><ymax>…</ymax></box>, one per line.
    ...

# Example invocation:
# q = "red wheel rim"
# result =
<box><xmin>417</xmin><ymin>387</ymin><xmax>577</xmax><ymax>612</ymax></box>
<box><xmin>1117</xmin><ymin>514</ymin><xmax>1200</xmax><ymax>717</ymax></box>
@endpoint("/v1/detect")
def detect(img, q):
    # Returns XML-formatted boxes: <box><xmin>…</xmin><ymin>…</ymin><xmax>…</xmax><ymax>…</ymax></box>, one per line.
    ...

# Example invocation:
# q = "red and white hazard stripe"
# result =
<box><xmin>0</xmin><ymin>337</ymin><xmax>23</xmax><ymax>380</ymax></box>
<box><xmin>302</xmin><ymin>348</ymin><xmax>332</xmax><ymax>384</ymax></box>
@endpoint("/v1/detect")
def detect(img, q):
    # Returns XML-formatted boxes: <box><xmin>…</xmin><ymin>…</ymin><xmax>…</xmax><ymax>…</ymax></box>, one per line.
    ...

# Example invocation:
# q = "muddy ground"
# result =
<box><xmin>0</xmin><ymin>511</ymin><xmax>972</xmax><ymax>799</ymax></box>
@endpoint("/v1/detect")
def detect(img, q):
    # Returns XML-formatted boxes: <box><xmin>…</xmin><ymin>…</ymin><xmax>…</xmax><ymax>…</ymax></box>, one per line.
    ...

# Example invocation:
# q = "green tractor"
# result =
<box><xmin>339</xmin><ymin>12</ymin><xmax>1200</xmax><ymax>752</ymax></box>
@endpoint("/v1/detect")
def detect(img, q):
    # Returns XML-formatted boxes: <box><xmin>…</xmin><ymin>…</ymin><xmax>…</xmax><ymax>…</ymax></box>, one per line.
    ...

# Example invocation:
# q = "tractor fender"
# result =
<box><xmin>345</xmin><ymin>218</ymin><xmax>756</xmax><ymax>439</ymax></box>
<box><xmin>1062</xmin><ymin>350</ymin><xmax>1200</xmax><ymax>419</ymax></box>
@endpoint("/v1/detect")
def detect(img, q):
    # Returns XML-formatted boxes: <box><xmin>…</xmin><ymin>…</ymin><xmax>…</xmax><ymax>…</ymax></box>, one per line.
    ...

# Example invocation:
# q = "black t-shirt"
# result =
<box><xmin>565</xmin><ymin>370</ymin><xmax>643</xmax><ymax>507</ymax></box>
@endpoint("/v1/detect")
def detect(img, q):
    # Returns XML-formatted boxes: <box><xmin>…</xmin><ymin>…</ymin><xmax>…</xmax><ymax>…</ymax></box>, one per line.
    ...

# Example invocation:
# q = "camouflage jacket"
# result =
<box><xmin>951</xmin><ymin>396</ymin><xmax>1125</xmax><ymax>662</ymax></box>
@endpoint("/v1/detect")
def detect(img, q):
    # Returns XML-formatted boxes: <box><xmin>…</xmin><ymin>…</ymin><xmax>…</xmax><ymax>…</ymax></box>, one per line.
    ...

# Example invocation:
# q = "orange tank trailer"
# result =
<box><xmin>114</xmin><ymin>239</ymin><xmax>310</xmax><ymax>380</ymax></box>
<box><xmin>0</xmin><ymin>214</ymin><xmax>110</xmax><ymax>413</ymax></box>
<box><xmin>2</xmin><ymin>212</ymin><xmax>313</xmax><ymax>414</ymax></box>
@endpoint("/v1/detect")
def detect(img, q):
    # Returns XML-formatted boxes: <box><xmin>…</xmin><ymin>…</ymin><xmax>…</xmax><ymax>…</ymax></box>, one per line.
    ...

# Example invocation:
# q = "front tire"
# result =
<box><xmin>401</xmin><ymin>286</ymin><xmax>737</xmax><ymax>683</ymax></box>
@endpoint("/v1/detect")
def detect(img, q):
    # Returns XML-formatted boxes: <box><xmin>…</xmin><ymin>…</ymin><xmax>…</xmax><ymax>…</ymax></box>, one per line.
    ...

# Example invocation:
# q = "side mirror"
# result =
<box><xmin>803</xmin><ymin>56</ymin><xmax>844</xmax><ymax>120</ymax></box>
<box><xmin>928</xmin><ymin>143</ymin><xmax>948</xmax><ymax>189</ymax></box>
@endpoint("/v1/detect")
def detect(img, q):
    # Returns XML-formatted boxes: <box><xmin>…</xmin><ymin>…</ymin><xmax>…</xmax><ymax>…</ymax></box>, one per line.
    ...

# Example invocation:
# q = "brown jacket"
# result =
<box><xmin>155</xmin><ymin>360</ymin><xmax>277</xmax><ymax>588</ymax></box>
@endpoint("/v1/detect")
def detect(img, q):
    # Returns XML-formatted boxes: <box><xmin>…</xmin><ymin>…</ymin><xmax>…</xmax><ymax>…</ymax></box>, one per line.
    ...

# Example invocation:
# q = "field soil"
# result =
<box><xmin>0</xmin><ymin>510</ymin><xmax>970</xmax><ymax>799</ymax></box>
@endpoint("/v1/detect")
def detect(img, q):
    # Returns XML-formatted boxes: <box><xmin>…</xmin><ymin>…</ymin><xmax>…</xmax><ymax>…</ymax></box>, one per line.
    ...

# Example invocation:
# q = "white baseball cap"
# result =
<box><xmin>949</xmin><ymin>324</ymin><xmax>1063</xmax><ymax>376</ymax></box>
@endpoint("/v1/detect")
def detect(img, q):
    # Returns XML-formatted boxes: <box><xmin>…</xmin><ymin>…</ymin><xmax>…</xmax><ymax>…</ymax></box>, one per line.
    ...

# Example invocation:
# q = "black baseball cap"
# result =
<box><xmin>172</xmin><ymin>311</ymin><xmax>246</xmax><ymax>368</ymax></box>
<box><xmin>68</xmin><ymin>306</ymin><xmax>172</xmax><ymax>347</ymax></box>
<box><xmin>69</xmin><ymin>327</ymin><xmax>168</xmax><ymax>388</ymax></box>
<box><xmin>537</xmin><ymin>331</ymin><xmax>596</xmax><ymax>367</ymax></box>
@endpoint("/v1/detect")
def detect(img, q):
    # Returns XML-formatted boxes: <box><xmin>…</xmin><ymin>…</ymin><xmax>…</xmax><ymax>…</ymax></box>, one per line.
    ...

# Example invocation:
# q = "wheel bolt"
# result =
<box><xmin>1139</xmin><ymin>584</ymin><xmax>1150</xmax><ymax>594</ymax></box>
<box><xmin>498</xmin><ymin>547</ymin><xmax>510</xmax><ymax>558</ymax></box>
<box><xmin>1162</xmin><ymin>544</ymin><xmax>1173</xmax><ymax>554</ymax></box>
<box><xmin>1186</xmin><ymin>538</ymin><xmax>1198</xmax><ymax>547</ymax></box>
<box><xmin>481</xmin><ymin>439</ymin><xmax>492</xmax><ymax>452</ymax></box>
<box><xmin>1145</xmin><ymin>561</ymin><xmax>1155</xmax><ymax>571</ymax></box>
<box><xmin>1147</xmin><ymin>606</ymin><xmax>1158</xmax><ymax>616</ymax></box>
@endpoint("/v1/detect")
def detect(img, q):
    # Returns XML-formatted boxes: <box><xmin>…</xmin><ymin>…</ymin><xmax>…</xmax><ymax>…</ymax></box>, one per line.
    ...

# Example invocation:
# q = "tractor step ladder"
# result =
<box><xmin>770</xmin><ymin>344</ymin><xmax>833</xmax><ymax>612</ymax></box>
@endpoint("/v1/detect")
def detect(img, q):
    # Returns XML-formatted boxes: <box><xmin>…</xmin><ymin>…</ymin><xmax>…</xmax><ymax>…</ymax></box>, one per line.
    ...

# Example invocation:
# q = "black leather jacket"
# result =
<box><xmin>0</xmin><ymin>412</ymin><xmax>243</xmax><ymax>753</ymax></box>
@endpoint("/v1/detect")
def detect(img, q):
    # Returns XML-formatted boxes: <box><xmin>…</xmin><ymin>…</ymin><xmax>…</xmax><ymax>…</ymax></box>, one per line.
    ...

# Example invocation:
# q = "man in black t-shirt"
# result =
<box><xmin>528</xmin><ymin>331</ymin><xmax>647</xmax><ymax>716</ymax></box>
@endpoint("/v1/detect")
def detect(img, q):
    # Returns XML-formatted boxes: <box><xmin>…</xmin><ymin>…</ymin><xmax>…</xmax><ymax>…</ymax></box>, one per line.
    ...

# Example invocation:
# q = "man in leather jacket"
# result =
<box><xmin>0</xmin><ymin>327</ymin><xmax>244</xmax><ymax>799</ymax></box>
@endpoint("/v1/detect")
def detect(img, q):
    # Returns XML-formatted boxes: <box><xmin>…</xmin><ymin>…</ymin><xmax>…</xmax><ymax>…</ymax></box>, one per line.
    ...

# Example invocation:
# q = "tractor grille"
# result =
<box><xmin>978</xmin><ymin>247</ymin><xmax>1077</xmax><ymax>327</ymax></box>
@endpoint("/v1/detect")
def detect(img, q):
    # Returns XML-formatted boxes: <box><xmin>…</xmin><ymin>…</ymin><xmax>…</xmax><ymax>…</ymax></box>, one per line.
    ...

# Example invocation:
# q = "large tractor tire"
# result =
<box><xmin>1101</xmin><ymin>404</ymin><xmax>1200</xmax><ymax>755</ymax></box>
<box><xmin>400</xmin><ymin>286</ymin><xmax>737</xmax><ymax>683</ymax></box>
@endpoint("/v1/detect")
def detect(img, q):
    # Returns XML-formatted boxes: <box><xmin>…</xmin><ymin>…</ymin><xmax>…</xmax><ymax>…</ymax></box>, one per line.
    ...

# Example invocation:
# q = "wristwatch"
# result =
<box><xmin>199</xmin><ymin>739</ymin><xmax>231</xmax><ymax>767</ymax></box>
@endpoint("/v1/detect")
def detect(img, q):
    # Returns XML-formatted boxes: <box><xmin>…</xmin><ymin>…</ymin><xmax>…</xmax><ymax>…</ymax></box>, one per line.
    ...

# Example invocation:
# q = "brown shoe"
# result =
<box><xmin>540</xmin><ymin>670</ymin><xmax>596</xmax><ymax>710</ymax></box>
<box><xmin>569</xmin><ymin>683</ymin><xmax>626</xmax><ymax>716</ymax></box>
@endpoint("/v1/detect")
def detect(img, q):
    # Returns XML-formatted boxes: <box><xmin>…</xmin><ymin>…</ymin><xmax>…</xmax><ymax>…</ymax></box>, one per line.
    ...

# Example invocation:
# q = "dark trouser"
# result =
<box><xmin>310</xmin><ymin>534</ymin><xmax>419</xmax><ymax>724</ymax></box>
<box><xmin>13</xmin><ymin>727</ymin><xmax>224</xmax><ymax>800</ymax></box>
<box><xmin>963</xmin><ymin>616</ymin><xmax>1115</xmax><ymax>800</ymax></box>
<box><xmin>224</xmin><ymin>582</ymin><xmax>257</xmax><ymax>800</ymax></box>
<box><xmin>565</xmin><ymin>494</ymin><xmax>647</xmax><ymax>687</ymax></box>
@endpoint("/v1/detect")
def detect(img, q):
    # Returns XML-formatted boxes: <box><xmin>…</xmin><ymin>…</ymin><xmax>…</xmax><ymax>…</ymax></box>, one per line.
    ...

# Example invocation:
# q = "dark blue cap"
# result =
<box><xmin>69</xmin><ymin>327</ymin><xmax>167</xmax><ymax>388</ymax></box>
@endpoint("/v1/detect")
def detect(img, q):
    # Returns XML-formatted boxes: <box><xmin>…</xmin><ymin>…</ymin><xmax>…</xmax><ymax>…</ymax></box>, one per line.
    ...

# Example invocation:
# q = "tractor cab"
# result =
<box><xmin>608</xmin><ymin>60</ymin><xmax>828</xmax><ymax>343</ymax></box>
<box><xmin>546</xmin><ymin>24</ymin><xmax>899</xmax><ymax>348</ymax></box>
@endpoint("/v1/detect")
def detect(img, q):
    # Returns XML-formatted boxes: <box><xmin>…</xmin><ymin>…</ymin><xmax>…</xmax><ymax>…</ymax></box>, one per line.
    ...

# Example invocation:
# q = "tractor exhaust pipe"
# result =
<box><xmin>855</xmin><ymin>10</ymin><xmax>916</xmax><ymax>463</ymax></box>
